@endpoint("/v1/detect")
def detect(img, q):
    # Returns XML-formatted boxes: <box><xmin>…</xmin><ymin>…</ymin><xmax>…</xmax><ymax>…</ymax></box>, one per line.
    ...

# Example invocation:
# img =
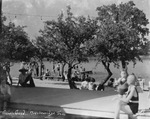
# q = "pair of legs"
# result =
<box><xmin>114</xmin><ymin>100</ymin><xmax>137</xmax><ymax>119</ymax></box>
<box><xmin>0</xmin><ymin>95</ymin><xmax>11</xmax><ymax>111</ymax></box>
<box><xmin>21</xmin><ymin>74</ymin><xmax>35</xmax><ymax>87</ymax></box>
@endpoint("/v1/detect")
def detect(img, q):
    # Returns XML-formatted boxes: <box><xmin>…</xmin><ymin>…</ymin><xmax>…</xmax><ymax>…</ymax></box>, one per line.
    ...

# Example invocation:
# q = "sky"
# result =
<box><xmin>2</xmin><ymin>0</ymin><xmax>150</xmax><ymax>40</ymax></box>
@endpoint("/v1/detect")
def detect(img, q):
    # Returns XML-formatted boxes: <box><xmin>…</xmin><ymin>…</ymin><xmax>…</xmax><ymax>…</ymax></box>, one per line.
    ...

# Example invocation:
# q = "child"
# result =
<box><xmin>116</xmin><ymin>83</ymin><xmax>128</xmax><ymax>97</ymax></box>
<box><xmin>117</xmin><ymin>70</ymin><xmax>128</xmax><ymax>85</ymax></box>
<box><xmin>114</xmin><ymin>70</ymin><xmax>128</xmax><ymax>97</ymax></box>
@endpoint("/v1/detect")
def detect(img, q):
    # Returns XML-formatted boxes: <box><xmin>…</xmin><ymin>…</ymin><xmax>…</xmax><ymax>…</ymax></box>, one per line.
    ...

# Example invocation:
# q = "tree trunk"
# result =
<box><xmin>121</xmin><ymin>60</ymin><xmax>126</xmax><ymax>69</ymax></box>
<box><xmin>0</xmin><ymin>65</ymin><xmax>7</xmax><ymax>83</ymax></box>
<box><xmin>39</xmin><ymin>59</ymin><xmax>43</xmax><ymax>80</ymax></box>
<box><xmin>101</xmin><ymin>61</ymin><xmax>112</xmax><ymax>85</ymax></box>
<box><xmin>67</xmin><ymin>64</ymin><xmax>73</xmax><ymax>89</ymax></box>
<box><xmin>61</xmin><ymin>63</ymin><xmax>66</xmax><ymax>81</ymax></box>
<box><xmin>121</xmin><ymin>60</ymin><xmax>128</xmax><ymax>72</ymax></box>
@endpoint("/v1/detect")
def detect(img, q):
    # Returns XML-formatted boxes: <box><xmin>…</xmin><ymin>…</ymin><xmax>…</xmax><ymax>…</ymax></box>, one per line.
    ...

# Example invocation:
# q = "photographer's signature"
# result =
<box><xmin>1</xmin><ymin>110</ymin><xmax>65</xmax><ymax>117</ymax></box>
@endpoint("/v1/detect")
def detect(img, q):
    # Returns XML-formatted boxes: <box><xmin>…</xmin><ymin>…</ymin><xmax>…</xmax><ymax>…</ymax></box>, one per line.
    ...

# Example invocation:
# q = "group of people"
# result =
<box><xmin>0</xmin><ymin>61</ymin><xmax>150</xmax><ymax>118</ymax></box>
<box><xmin>69</xmin><ymin>74</ymin><xmax>105</xmax><ymax>91</ymax></box>
<box><xmin>80</xmin><ymin>76</ymin><xmax>97</xmax><ymax>90</ymax></box>
<box><xmin>80</xmin><ymin>76</ymin><xmax>105</xmax><ymax>91</ymax></box>
<box><xmin>113</xmin><ymin>70</ymin><xmax>145</xmax><ymax>119</ymax></box>
<box><xmin>0</xmin><ymin>62</ymin><xmax>36</xmax><ymax>111</ymax></box>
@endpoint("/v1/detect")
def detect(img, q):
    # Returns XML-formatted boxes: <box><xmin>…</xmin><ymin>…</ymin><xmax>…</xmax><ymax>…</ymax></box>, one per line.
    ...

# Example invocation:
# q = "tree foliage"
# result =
<box><xmin>87</xmin><ymin>1</ymin><xmax>149</xmax><ymax>85</ymax></box>
<box><xmin>39</xmin><ymin>6</ymin><xmax>97</xmax><ymax>88</ymax></box>
<box><xmin>0</xmin><ymin>16</ymin><xmax>35</xmax><ymax>63</ymax></box>
<box><xmin>95</xmin><ymin>1</ymin><xmax>149</xmax><ymax>69</ymax></box>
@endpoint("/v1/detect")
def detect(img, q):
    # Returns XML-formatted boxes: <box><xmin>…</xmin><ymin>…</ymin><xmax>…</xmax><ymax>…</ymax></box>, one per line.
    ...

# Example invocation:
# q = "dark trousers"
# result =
<box><xmin>0</xmin><ymin>94</ymin><xmax>11</xmax><ymax>111</ymax></box>
<box><xmin>21</xmin><ymin>74</ymin><xmax>35</xmax><ymax>87</ymax></box>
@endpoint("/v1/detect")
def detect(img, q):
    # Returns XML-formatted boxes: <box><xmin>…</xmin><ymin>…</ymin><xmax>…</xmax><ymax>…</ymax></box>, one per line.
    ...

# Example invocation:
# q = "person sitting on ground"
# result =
<box><xmin>107</xmin><ymin>78</ymin><xmax>115</xmax><ymax>87</ymax></box>
<box><xmin>114</xmin><ymin>74</ymin><xmax>139</xmax><ymax>119</ymax></box>
<box><xmin>80</xmin><ymin>77</ymin><xmax>90</xmax><ymax>90</ymax></box>
<box><xmin>44</xmin><ymin>69</ymin><xmax>51</xmax><ymax>79</ymax></box>
<box><xmin>88</xmin><ymin>78</ymin><xmax>97</xmax><ymax>90</ymax></box>
<box><xmin>17</xmin><ymin>67</ymin><xmax>35</xmax><ymax>87</ymax></box>
<box><xmin>0</xmin><ymin>69</ymin><xmax>11</xmax><ymax>111</ymax></box>
<box><xmin>97</xmin><ymin>81</ymin><xmax>105</xmax><ymax>91</ymax></box>
<box><xmin>69</xmin><ymin>77</ymin><xmax>79</xmax><ymax>89</ymax></box>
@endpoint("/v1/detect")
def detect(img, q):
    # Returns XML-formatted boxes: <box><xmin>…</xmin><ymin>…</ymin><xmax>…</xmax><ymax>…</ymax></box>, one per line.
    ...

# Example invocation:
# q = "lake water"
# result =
<box><xmin>10</xmin><ymin>58</ymin><xmax>150</xmax><ymax>85</ymax></box>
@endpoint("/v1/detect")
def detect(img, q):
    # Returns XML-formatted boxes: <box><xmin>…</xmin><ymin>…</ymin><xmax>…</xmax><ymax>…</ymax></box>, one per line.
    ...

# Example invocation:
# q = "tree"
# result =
<box><xmin>0</xmin><ymin>17</ymin><xmax>35</xmax><ymax>63</ymax></box>
<box><xmin>33</xmin><ymin>36</ymin><xmax>50</xmax><ymax>78</ymax></box>
<box><xmin>97</xmin><ymin>1</ymin><xmax>149</xmax><ymax>68</ymax></box>
<box><xmin>0</xmin><ymin>16</ymin><xmax>36</xmax><ymax>83</ymax></box>
<box><xmin>89</xmin><ymin>1</ymin><xmax>149</xmax><ymax>85</ymax></box>
<box><xmin>39</xmin><ymin>6</ymin><xmax>97</xmax><ymax>88</ymax></box>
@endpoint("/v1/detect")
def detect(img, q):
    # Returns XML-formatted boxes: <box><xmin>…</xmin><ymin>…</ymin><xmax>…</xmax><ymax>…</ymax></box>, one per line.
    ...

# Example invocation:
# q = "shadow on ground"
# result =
<box><xmin>10</xmin><ymin>86</ymin><xmax>117</xmax><ymax>106</ymax></box>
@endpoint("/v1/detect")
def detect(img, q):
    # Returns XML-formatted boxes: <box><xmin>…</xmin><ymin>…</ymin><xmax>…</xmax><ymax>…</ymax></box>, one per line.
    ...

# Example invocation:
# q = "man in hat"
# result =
<box><xmin>18</xmin><ymin>68</ymin><xmax>35</xmax><ymax>87</ymax></box>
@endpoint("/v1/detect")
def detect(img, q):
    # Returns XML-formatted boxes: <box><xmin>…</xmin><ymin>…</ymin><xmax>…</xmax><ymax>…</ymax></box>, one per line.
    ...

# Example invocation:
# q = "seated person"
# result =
<box><xmin>116</xmin><ymin>82</ymin><xmax>128</xmax><ymax>96</ymax></box>
<box><xmin>80</xmin><ymin>77</ymin><xmax>90</xmax><ymax>90</ymax></box>
<box><xmin>107</xmin><ymin>78</ymin><xmax>115</xmax><ymax>87</ymax></box>
<box><xmin>97</xmin><ymin>83</ymin><xmax>105</xmax><ymax>91</ymax></box>
<box><xmin>0</xmin><ymin>69</ymin><xmax>11</xmax><ymax>111</ymax></box>
<box><xmin>69</xmin><ymin>77</ymin><xmax>79</xmax><ymax>89</ymax></box>
<box><xmin>18</xmin><ymin>68</ymin><xmax>35</xmax><ymax>87</ymax></box>
<box><xmin>44</xmin><ymin>69</ymin><xmax>51</xmax><ymax>79</ymax></box>
<box><xmin>117</xmin><ymin>70</ymin><xmax>128</xmax><ymax>85</ymax></box>
<box><xmin>113</xmin><ymin>70</ymin><xmax>128</xmax><ymax>91</ymax></box>
<box><xmin>114</xmin><ymin>74</ymin><xmax>139</xmax><ymax>119</ymax></box>
<box><xmin>88</xmin><ymin>78</ymin><xmax>97</xmax><ymax>90</ymax></box>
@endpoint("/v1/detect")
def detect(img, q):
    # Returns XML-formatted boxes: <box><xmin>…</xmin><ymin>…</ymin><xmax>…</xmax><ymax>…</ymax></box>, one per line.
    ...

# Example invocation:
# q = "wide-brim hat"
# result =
<box><xmin>19</xmin><ymin>68</ymin><xmax>28</xmax><ymax>72</ymax></box>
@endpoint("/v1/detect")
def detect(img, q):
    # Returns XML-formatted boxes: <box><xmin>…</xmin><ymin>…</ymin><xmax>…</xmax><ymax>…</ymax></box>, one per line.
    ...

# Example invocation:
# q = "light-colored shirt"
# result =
<box><xmin>88</xmin><ymin>82</ymin><xmax>95</xmax><ymax>90</ymax></box>
<box><xmin>81</xmin><ymin>81</ymin><xmax>89</xmax><ymax>90</ymax></box>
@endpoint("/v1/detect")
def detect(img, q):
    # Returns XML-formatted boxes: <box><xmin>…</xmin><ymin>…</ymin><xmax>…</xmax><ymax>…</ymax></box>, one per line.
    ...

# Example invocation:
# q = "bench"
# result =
<box><xmin>44</xmin><ymin>76</ymin><xmax>62</xmax><ymax>80</ymax></box>
<box><xmin>80</xmin><ymin>70</ymin><xmax>93</xmax><ymax>74</ymax></box>
<box><xmin>34</xmin><ymin>76</ymin><xmax>62</xmax><ymax>81</ymax></box>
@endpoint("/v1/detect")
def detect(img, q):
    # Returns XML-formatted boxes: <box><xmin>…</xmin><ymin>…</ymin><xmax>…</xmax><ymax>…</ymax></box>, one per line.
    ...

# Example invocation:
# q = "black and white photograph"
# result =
<box><xmin>0</xmin><ymin>0</ymin><xmax>150</xmax><ymax>119</ymax></box>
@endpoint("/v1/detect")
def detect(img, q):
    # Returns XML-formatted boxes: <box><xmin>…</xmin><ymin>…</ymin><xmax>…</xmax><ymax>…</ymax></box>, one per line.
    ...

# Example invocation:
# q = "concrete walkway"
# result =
<box><xmin>7</xmin><ymin>78</ymin><xmax>150</xmax><ymax>119</ymax></box>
